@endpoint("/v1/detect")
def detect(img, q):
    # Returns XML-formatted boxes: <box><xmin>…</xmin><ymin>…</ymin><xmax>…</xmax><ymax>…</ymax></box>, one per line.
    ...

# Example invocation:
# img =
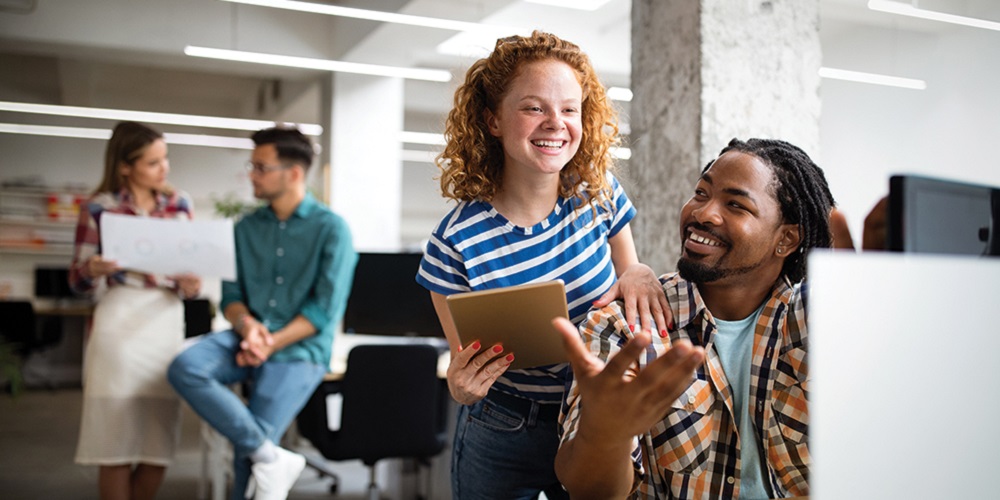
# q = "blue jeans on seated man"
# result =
<box><xmin>452</xmin><ymin>389</ymin><xmax>570</xmax><ymax>500</ymax></box>
<box><xmin>167</xmin><ymin>330</ymin><xmax>326</xmax><ymax>500</ymax></box>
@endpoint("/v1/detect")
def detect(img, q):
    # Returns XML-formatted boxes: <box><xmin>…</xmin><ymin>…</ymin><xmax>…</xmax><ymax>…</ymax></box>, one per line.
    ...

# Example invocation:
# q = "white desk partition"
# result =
<box><xmin>809</xmin><ymin>252</ymin><xmax>1000</xmax><ymax>499</ymax></box>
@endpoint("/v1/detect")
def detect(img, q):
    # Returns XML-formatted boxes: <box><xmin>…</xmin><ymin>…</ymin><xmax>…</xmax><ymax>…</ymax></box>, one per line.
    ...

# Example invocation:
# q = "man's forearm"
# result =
<box><xmin>224</xmin><ymin>303</ymin><xmax>252</xmax><ymax>336</ymax></box>
<box><xmin>269</xmin><ymin>315</ymin><xmax>317</xmax><ymax>352</ymax></box>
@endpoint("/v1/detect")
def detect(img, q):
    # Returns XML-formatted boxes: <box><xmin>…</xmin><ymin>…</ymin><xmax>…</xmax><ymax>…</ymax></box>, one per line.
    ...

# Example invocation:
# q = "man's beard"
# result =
<box><xmin>677</xmin><ymin>255</ymin><xmax>759</xmax><ymax>284</ymax></box>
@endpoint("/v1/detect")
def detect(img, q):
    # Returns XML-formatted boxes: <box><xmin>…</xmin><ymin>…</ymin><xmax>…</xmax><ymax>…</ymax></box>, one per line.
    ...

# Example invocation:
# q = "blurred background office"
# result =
<box><xmin>0</xmin><ymin>0</ymin><xmax>998</xmax><ymax>498</ymax></box>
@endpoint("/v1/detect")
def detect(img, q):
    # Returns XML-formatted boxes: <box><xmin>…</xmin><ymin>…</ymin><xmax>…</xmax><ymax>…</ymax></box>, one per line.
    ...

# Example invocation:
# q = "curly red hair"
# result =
<box><xmin>437</xmin><ymin>31</ymin><xmax>620</xmax><ymax>206</ymax></box>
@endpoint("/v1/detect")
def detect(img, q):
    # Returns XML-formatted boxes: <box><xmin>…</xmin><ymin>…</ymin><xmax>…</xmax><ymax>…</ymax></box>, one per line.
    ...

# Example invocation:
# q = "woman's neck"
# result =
<box><xmin>128</xmin><ymin>186</ymin><xmax>157</xmax><ymax>213</ymax></box>
<box><xmin>491</xmin><ymin>173</ymin><xmax>561</xmax><ymax>227</ymax></box>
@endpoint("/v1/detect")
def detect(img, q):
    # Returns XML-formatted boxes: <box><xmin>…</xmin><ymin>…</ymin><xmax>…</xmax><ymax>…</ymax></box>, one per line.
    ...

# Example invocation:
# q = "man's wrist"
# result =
<box><xmin>234</xmin><ymin>313</ymin><xmax>251</xmax><ymax>335</ymax></box>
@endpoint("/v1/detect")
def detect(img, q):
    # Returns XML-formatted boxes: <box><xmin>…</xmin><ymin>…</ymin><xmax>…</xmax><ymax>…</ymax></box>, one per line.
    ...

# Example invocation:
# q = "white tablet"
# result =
<box><xmin>445</xmin><ymin>280</ymin><xmax>569</xmax><ymax>370</ymax></box>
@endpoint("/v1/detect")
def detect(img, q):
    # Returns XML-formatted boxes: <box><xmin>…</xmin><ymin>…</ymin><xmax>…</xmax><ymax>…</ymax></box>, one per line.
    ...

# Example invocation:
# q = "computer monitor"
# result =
<box><xmin>887</xmin><ymin>174</ymin><xmax>1000</xmax><ymax>256</ymax></box>
<box><xmin>809</xmin><ymin>252</ymin><xmax>1000</xmax><ymax>499</ymax></box>
<box><xmin>33</xmin><ymin>267</ymin><xmax>74</xmax><ymax>300</ymax></box>
<box><xmin>341</xmin><ymin>252</ymin><xmax>445</xmax><ymax>338</ymax></box>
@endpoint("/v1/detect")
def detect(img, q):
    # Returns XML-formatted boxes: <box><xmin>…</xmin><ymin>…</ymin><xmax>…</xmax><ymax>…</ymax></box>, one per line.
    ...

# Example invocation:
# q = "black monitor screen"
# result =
<box><xmin>888</xmin><ymin>175</ymin><xmax>1000</xmax><ymax>256</ymax></box>
<box><xmin>341</xmin><ymin>252</ymin><xmax>445</xmax><ymax>337</ymax></box>
<box><xmin>34</xmin><ymin>267</ymin><xmax>74</xmax><ymax>299</ymax></box>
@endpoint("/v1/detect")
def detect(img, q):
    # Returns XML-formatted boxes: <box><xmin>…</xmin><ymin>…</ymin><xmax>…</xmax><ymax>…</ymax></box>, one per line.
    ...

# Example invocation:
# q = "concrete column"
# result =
<box><xmin>629</xmin><ymin>0</ymin><xmax>821</xmax><ymax>273</ymax></box>
<box><xmin>321</xmin><ymin>73</ymin><xmax>404</xmax><ymax>252</ymax></box>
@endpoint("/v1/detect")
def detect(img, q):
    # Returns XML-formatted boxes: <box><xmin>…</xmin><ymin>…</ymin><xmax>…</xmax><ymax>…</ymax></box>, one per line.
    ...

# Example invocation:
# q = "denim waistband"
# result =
<box><xmin>486</xmin><ymin>389</ymin><xmax>562</xmax><ymax>423</ymax></box>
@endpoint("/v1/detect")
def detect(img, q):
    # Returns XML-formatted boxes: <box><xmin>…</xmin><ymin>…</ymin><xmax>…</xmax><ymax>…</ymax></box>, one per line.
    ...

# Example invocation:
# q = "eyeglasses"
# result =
<box><xmin>244</xmin><ymin>161</ymin><xmax>291</xmax><ymax>175</ymax></box>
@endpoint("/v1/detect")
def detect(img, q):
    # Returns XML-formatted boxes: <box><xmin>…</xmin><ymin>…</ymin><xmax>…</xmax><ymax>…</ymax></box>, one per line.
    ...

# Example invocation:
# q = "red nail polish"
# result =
<box><xmin>669</xmin><ymin>321</ymin><xmax>674</xmax><ymax>330</ymax></box>
<box><xmin>471</xmin><ymin>341</ymin><xmax>480</xmax><ymax>350</ymax></box>
<box><xmin>660</xmin><ymin>329</ymin><xmax>667</xmax><ymax>338</ymax></box>
<box><xmin>505</xmin><ymin>354</ymin><xmax>514</xmax><ymax>362</ymax></box>
<box><xmin>629</xmin><ymin>324</ymin><xmax>635</xmax><ymax>333</ymax></box>
<box><xmin>493</xmin><ymin>345</ymin><xmax>503</xmax><ymax>353</ymax></box>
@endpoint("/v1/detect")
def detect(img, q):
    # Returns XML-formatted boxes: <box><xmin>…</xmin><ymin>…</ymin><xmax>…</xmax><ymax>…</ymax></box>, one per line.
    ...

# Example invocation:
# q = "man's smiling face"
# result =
<box><xmin>677</xmin><ymin>150</ymin><xmax>789</xmax><ymax>285</ymax></box>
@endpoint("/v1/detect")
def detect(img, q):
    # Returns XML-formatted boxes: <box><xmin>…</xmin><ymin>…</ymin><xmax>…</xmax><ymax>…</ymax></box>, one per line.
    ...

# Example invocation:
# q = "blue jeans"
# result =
<box><xmin>167</xmin><ymin>330</ymin><xmax>325</xmax><ymax>500</ymax></box>
<box><xmin>452</xmin><ymin>389</ymin><xmax>570</xmax><ymax>500</ymax></box>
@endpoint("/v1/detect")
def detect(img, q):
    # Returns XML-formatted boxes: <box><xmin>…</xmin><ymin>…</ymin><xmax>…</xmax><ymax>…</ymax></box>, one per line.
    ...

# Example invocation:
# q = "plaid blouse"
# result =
<box><xmin>561</xmin><ymin>273</ymin><xmax>810</xmax><ymax>499</ymax></box>
<box><xmin>69</xmin><ymin>189</ymin><xmax>193</xmax><ymax>295</ymax></box>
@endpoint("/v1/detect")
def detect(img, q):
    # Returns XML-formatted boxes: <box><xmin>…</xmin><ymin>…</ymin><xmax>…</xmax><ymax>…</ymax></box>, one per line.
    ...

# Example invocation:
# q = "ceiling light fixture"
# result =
<box><xmin>184</xmin><ymin>46</ymin><xmax>452</xmax><ymax>82</ymax></box>
<box><xmin>868</xmin><ymin>0</ymin><xmax>1000</xmax><ymax>32</ymax></box>
<box><xmin>0</xmin><ymin>100</ymin><xmax>323</xmax><ymax>135</ymax></box>
<box><xmin>818</xmin><ymin>67</ymin><xmax>926</xmax><ymax>90</ymax></box>
<box><xmin>400</xmin><ymin>131</ymin><xmax>446</xmax><ymax>146</ymax></box>
<box><xmin>524</xmin><ymin>0</ymin><xmax>614</xmax><ymax>11</ymax></box>
<box><xmin>0</xmin><ymin>123</ymin><xmax>257</xmax><ymax>149</ymax></box>
<box><xmin>607</xmin><ymin>87</ymin><xmax>633</xmax><ymax>102</ymax></box>
<box><xmin>220</xmin><ymin>0</ymin><xmax>516</xmax><ymax>33</ymax></box>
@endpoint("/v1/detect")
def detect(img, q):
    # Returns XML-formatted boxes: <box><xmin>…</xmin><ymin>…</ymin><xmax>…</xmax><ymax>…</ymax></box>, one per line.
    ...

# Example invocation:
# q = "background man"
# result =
<box><xmin>168</xmin><ymin>127</ymin><xmax>357</xmax><ymax>500</ymax></box>
<box><xmin>555</xmin><ymin>138</ymin><xmax>833</xmax><ymax>499</ymax></box>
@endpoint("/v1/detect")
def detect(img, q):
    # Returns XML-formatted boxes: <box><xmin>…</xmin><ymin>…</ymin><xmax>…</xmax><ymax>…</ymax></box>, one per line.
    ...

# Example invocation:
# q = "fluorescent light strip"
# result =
<box><xmin>400</xmin><ymin>131</ymin><xmax>446</xmax><ymax>146</ymax></box>
<box><xmin>221</xmin><ymin>0</ymin><xmax>516</xmax><ymax>33</ymax></box>
<box><xmin>607</xmin><ymin>87</ymin><xmax>633</xmax><ymax>102</ymax></box>
<box><xmin>164</xmin><ymin>133</ymin><xmax>254</xmax><ymax>150</ymax></box>
<box><xmin>524</xmin><ymin>0</ymin><xmax>613</xmax><ymax>11</ymax></box>
<box><xmin>402</xmin><ymin>149</ymin><xmax>439</xmax><ymax>163</ymax></box>
<box><xmin>611</xmin><ymin>147</ymin><xmax>631</xmax><ymax>160</ymax></box>
<box><xmin>0</xmin><ymin>123</ymin><xmax>255</xmax><ymax>149</ymax></box>
<box><xmin>0</xmin><ymin>100</ymin><xmax>323</xmax><ymax>136</ymax></box>
<box><xmin>868</xmin><ymin>0</ymin><xmax>1000</xmax><ymax>32</ymax></box>
<box><xmin>185</xmin><ymin>46</ymin><xmax>452</xmax><ymax>82</ymax></box>
<box><xmin>819</xmin><ymin>67</ymin><xmax>926</xmax><ymax>90</ymax></box>
<box><xmin>0</xmin><ymin>123</ymin><xmax>111</xmax><ymax>140</ymax></box>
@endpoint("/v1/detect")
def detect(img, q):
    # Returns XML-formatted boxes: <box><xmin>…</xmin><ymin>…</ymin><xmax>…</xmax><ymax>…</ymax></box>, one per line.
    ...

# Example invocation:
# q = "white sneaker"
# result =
<box><xmin>246</xmin><ymin>447</ymin><xmax>306</xmax><ymax>500</ymax></box>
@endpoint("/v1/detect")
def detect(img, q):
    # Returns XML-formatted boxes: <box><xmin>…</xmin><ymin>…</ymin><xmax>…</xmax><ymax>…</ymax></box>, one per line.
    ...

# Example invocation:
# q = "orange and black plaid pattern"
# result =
<box><xmin>561</xmin><ymin>273</ymin><xmax>810</xmax><ymax>499</ymax></box>
<box><xmin>69</xmin><ymin>189</ymin><xmax>193</xmax><ymax>295</ymax></box>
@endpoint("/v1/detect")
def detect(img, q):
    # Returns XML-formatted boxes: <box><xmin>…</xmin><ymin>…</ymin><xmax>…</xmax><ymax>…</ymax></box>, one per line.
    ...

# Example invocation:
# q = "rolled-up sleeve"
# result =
<box><xmin>299</xmin><ymin>214</ymin><xmax>357</xmax><ymax>331</ymax></box>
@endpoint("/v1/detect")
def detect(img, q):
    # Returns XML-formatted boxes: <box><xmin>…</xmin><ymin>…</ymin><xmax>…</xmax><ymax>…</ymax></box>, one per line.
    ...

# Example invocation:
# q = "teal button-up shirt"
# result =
<box><xmin>221</xmin><ymin>193</ymin><xmax>357</xmax><ymax>366</ymax></box>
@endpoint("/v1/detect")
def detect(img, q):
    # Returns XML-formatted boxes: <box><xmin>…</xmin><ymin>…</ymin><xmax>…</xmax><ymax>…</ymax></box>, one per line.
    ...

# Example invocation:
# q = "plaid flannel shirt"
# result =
<box><xmin>69</xmin><ymin>189</ymin><xmax>193</xmax><ymax>295</ymax></box>
<box><xmin>561</xmin><ymin>272</ymin><xmax>810</xmax><ymax>499</ymax></box>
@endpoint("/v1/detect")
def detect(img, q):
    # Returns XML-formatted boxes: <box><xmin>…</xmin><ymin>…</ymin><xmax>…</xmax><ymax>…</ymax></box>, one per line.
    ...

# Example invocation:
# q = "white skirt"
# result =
<box><xmin>75</xmin><ymin>286</ymin><xmax>184</xmax><ymax>466</ymax></box>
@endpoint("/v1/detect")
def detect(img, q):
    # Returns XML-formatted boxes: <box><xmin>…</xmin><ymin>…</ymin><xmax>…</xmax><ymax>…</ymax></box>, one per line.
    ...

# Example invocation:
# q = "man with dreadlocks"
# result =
<box><xmin>554</xmin><ymin>138</ymin><xmax>833</xmax><ymax>499</ymax></box>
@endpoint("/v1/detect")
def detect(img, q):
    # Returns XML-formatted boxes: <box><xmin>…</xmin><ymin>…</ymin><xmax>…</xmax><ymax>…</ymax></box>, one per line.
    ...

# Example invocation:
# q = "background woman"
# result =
<box><xmin>71</xmin><ymin>121</ymin><xmax>201</xmax><ymax>500</ymax></box>
<box><xmin>417</xmin><ymin>31</ymin><xmax>668</xmax><ymax>499</ymax></box>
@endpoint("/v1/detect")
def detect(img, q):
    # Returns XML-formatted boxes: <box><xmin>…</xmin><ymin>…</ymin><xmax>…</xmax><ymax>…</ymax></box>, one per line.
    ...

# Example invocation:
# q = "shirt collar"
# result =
<box><xmin>667</xmin><ymin>273</ymin><xmax>795</xmax><ymax>342</ymax></box>
<box><xmin>263</xmin><ymin>192</ymin><xmax>318</xmax><ymax>221</ymax></box>
<box><xmin>116</xmin><ymin>188</ymin><xmax>168</xmax><ymax>214</ymax></box>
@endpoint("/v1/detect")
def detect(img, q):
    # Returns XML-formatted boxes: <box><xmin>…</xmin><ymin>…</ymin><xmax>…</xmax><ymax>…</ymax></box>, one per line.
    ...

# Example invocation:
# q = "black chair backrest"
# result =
<box><xmin>183</xmin><ymin>299</ymin><xmax>213</xmax><ymax>338</ymax></box>
<box><xmin>302</xmin><ymin>343</ymin><xmax>447</xmax><ymax>466</ymax></box>
<box><xmin>0</xmin><ymin>301</ymin><xmax>37</xmax><ymax>354</ymax></box>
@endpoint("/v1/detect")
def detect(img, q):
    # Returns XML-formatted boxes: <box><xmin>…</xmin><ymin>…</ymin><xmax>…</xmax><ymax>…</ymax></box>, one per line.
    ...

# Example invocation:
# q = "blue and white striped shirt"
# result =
<box><xmin>417</xmin><ymin>174</ymin><xmax>635</xmax><ymax>402</ymax></box>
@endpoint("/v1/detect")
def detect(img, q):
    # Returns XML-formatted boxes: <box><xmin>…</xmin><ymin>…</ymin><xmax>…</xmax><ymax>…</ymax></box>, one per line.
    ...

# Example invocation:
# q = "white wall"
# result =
<box><xmin>819</xmin><ymin>21</ymin><xmax>1000</xmax><ymax>241</ymax></box>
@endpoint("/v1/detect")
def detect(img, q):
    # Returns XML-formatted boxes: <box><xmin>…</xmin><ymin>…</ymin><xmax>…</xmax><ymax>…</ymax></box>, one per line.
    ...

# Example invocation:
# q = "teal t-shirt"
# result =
<box><xmin>713</xmin><ymin>303</ymin><xmax>771</xmax><ymax>500</ymax></box>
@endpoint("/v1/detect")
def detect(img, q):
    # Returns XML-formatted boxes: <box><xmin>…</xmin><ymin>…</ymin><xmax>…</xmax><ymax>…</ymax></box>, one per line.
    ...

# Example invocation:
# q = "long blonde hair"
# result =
<box><xmin>94</xmin><ymin>121</ymin><xmax>171</xmax><ymax>196</ymax></box>
<box><xmin>438</xmin><ymin>31</ymin><xmax>620</xmax><ymax>206</ymax></box>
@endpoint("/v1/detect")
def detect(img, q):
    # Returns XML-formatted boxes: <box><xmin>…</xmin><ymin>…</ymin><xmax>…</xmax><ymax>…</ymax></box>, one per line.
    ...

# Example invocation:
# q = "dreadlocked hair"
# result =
<box><xmin>714</xmin><ymin>138</ymin><xmax>835</xmax><ymax>283</ymax></box>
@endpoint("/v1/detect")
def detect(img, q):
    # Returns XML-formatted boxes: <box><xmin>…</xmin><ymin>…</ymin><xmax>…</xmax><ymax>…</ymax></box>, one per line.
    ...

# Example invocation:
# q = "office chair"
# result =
<box><xmin>0</xmin><ymin>301</ymin><xmax>38</xmax><ymax>356</ymax></box>
<box><xmin>183</xmin><ymin>298</ymin><xmax>214</xmax><ymax>338</ymax></box>
<box><xmin>0</xmin><ymin>301</ymin><xmax>38</xmax><ymax>393</ymax></box>
<box><xmin>297</xmin><ymin>343</ymin><xmax>448</xmax><ymax>499</ymax></box>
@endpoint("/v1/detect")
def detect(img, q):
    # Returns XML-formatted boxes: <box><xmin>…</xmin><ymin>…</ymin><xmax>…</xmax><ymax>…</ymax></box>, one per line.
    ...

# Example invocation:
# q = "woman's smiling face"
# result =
<box><xmin>485</xmin><ymin>59</ymin><xmax>583</xmax><ymax>181</ymax></box>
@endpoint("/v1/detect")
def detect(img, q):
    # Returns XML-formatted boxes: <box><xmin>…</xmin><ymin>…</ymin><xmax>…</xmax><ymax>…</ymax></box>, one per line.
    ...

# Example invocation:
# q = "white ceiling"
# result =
<box><xmin>0</xmin><ymin>0</ymin><xmax>998</xmax><ymax>133</ymax></box>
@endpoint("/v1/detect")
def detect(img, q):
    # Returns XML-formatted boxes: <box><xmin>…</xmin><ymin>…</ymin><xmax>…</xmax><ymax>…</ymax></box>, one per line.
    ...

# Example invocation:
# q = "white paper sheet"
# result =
<box><xmin>100</xmin><ymin>213</ymin><xmax>237</xmax><ymax>280</ymax></box>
